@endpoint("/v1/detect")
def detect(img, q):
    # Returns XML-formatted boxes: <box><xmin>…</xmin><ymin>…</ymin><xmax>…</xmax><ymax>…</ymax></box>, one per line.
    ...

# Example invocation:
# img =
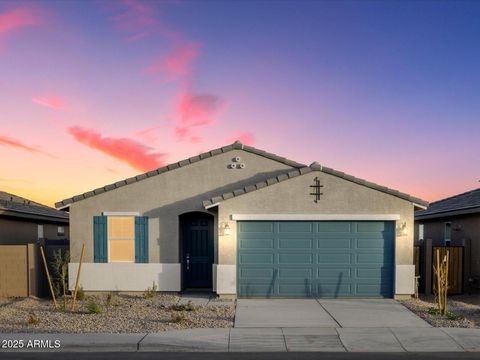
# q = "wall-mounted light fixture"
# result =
<box><xmin>396</xmin><ymin>222</ymin><xmax>408</xmax><ymax>236</ymax></box>
<box><xmin>219</xmin><ymin>222</ymin><xmax>231</xmax><ymax>236</ymax></box>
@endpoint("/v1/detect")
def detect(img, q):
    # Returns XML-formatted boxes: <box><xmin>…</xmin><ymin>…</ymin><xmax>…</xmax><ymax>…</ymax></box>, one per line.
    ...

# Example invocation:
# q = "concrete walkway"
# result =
<box><xmin>2</xmin><ymin>327</ymin><xmax>480</xmax><ymax>352</ymax></box>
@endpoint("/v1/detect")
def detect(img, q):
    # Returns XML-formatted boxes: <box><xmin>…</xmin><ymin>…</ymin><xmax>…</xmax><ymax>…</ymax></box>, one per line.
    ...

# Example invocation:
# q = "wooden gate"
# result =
<box><xmin>432</xmin><ymin>246</ymin><xmax>464</xmax><ymax>295</ymax></box>
<box><xmin>0</xmin><ymin>245</ymin><xmax>28</xmax><ymax>297</ymax></box>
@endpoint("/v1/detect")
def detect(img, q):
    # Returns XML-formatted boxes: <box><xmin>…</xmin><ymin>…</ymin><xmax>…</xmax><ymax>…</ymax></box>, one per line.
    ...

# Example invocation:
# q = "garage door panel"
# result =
<box><xmin>356</xmin><ymin>238</ymin><xmax>390</xmax><ymax>248</ymax></box>
<box><xmin>278</xmin><ymin>267</ymin><xmax>313</xmax><ymax>278</ymax></box>
<box><xmin>356</xmin><ymin>253</ymin><xmax>387</xmax><ymax>264</ymax></box>
<box><xmin>317</xmin><ymin>222</ymin><xmax>352</xmax><ymax>232</ymax></box>
<box><xmin>239</xmin><ymin>238</ymin><xmax>274</xmax><ymax>249</ymax></box>
<box><xmin>317</xmin><ymin>268</ymin><xmax>352</xmax><ymax>279</ymax></box>
<box><xmin>318</xmin><ymin>253</ymin><xmax>352</xmax><ymax>264</ymax></box>
<box><xmin>317</xmin><ymin>238</ymin><xmax>352</xmax><ymax>249</ymax></box>
<box><xmin>278</xmin><ymin>253</ymin><xmax>313</xmax><ymax>264</ymax></box>
<box><xmin>317</xmin><ymin>283</ymin><xmax>352</xmax><ymax>297</ymax></box>
<box><xmin>239</xmin><ymin>222</ymin><xmax>274</xmax><ymax>233</ymax></box>
<box><xmin>356</xmin><ymin>268</ymin><xmax>393</xmax><ymax>279</ymax></box>
<box><xmin>237</xmin><ymin>221</ymin><xmax>394</xmax><ymax>298</ymax></box>
<box><xmin>239</xmin><ymin>253</ymin><xmax>274</xmax><ymax>264</ymax></box>
<box><xmin>278</xmin><ymin>238</ymin><xmax>313</xmax><ymax>249</ymax></box>
<box><xmin>240</xmin><ymin>267</ymin><xmax>275</xmax><ymax>278</ymax></box>
<box><xmin>356</xmin><ymin>222</ymin><xmax>391</xmax><ymax>232</ymax></box>
<box><xmin>278</xmin><ymin>222</ymin><xmax>314</xmax><ymax>233</ymax></box>
<box><xmin>278</xmin><ymin>283</ymin><xmax>312</xmax><ymax>296</ymax></box>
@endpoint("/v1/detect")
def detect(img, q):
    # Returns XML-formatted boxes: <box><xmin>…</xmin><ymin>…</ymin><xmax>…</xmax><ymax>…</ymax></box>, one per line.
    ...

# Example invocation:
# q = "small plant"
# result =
<box><xmin>27</xmin><ymin>313</ymin><xmax>40</xmax><ymax>325</ymax></box>
<box><xmin>170</xmin><ymin>301</ymin><xmax>196</xmax><ymax>312</ymax></box>
<box><xmin>144</xmin><ymin>282</ymin><xmax>157</xmax><ymax>298</ymax></box>
<box><xmin>86</xmin><ymin>299</ymin><xmax>102</xmax><ymax>314</ymax></box>
<box><xmin>76</xmin><ymin>287</ymin><xmax>85</xmax><ymax>301</ymax></box>
<box><xmin>428</xmin><ymin>307</ymin><xmax>459</xmax><ymax>320</ymax></box>
<box><xmin>50</xmin><ymin>249</ymin><xmax>70</xmax><ymax>300</ymax></box>
<box><xmin>105</xmin><ymin>293</ymin><xmax>113</xmax><ymax>308</ymax></box>
<box><xmin>171</xmin><ymin>313</ymin><xmax>184</xmax><ymax>323</ymax></box>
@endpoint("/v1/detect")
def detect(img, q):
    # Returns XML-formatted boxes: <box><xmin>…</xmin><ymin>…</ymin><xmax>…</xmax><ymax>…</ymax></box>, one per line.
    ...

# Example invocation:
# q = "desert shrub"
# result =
<box><xmin>76</xmin><ymin>287</ymin><xmax>85</xmax><ymax>301</ymax></box>
<box><xmin>170</xmin><ymin>313</ymin><xmax>185</xmax><ymax>323</ymax></box>
<box><xmin>86</xmin><ymin>299</ymin><xmax>102</xmax><ymax>314</ymax></box>
<box><xmin>428</xmin><ymin>307</ymin><xmax>459</xmax><ymax>320</ymax></box>
<box><xmin>170</xmin><ymin>301</ymin><xmax>195</xmax><ymax>312</ymax></box>
<box><xmin>27</xmin><ymin>313</ymin><xmax>40</xmax><ymax>325</ymax></box>
<box><xmin>105</xmin><ymin>293</ymin><xmax>113</xmax><ymax>308</ymax></box>
<box><xmin>144</xmin><ymin>282</ymin><xmax>157</xmax><ymax>299</ymax></box>
<box><xmin>50</xmin><ymin>249</ymin><xmax>70</xmax><ymax>299</ymax></box>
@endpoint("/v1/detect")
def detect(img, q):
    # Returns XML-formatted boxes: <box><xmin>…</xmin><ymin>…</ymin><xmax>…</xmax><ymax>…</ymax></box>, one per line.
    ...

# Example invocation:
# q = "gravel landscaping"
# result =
<box><xmin>0</xmin><ymin>294</ymin><xmax>235</xmax><ymax>333</ymax></box>
<box><xmin>401</xmin><ymin>295</ymin><xmax>480</xmax><ymax>328</ymax></box>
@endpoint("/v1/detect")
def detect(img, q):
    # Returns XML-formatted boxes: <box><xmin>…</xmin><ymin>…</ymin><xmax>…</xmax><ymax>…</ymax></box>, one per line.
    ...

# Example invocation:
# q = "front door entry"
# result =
<box><xmin>181</xmin><ymin>213</ymin><xmax>214</xmax><ymax>289</ymax></box>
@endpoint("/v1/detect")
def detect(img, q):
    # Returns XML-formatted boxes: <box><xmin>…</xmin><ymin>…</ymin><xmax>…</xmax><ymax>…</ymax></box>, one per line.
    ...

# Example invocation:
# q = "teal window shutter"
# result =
<box><xmin>135</xmin><ymin>216</ymin><xmax>149</xmax><ymax>263</ymax></box>
<box><xmin>93</xmin><ymin>216</ymin><xmax>108</xmax><ymax>263</ymax></box>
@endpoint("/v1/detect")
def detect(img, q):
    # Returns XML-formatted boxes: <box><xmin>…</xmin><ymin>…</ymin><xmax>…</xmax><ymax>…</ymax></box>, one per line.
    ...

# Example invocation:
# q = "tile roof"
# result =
<box><xmin>0</xmin><ymin>191</ymin><xmax>69</xmax><ymax>221</ymax></box>
<box><xmin>203</xmin><ymin>162</ymin><xmax>429</xmax><ymax>208</ymax></box>
<box><xmin>415</xmin><ymin>188</ymin><xmax>480</xmax><ymax>219</ymax></box>
<box><xmin>55</xmin><ymin>141</ymin><xmax>306</xmax><ymax>209</ymax></box>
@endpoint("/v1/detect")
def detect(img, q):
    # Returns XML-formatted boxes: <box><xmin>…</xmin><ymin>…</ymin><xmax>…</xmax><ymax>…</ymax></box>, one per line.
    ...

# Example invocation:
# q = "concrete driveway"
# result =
<box><xmin>234</xmin><ymin>299</ymin><xmax>431</xmax><ymax>328</ymax></box>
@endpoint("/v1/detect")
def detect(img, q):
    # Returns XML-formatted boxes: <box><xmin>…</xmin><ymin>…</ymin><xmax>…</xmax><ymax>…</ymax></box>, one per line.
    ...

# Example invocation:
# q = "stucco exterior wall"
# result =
<box><xmin>215</xmin><ymin>170</ymin><xmax>415</xmax><ymax>296</ymax></box>
<box><xmin>0</xmin><ymin>217</ymin><xmax>69</xmax><ymax>245</ymax></box>
<box><xmin>68</xmin><ymin>150</ymin><xmax>295</xmax><ymax>263</ymax></box>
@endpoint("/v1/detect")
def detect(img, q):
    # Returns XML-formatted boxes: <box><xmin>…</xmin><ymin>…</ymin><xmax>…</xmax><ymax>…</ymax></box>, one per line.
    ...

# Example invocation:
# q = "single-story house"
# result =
<box><xmin>0</xmin><ymin>191</ymin><xmax>69</xmax><ymax>245</ymax></box>
<box><xmin>415</xmin><ymin>188</ymin><xmax>480</xmax><ymax>289</ymax></box>
<box><xmin>0</xmin><ymin>191</ymin><xmax>69</xmax><ymax>297</ymax></box>
<box><xmin>56</xmin><ymin>141</ymin><xmax>428</xmax><ymax>299</ymax></box>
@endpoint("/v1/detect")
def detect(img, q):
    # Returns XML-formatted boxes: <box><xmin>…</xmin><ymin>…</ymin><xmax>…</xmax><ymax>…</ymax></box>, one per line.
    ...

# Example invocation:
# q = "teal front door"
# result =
<box><xmin>237</xmin><ymin>221</ymin><xmax>394</xmax><ymax>298</ymax></box>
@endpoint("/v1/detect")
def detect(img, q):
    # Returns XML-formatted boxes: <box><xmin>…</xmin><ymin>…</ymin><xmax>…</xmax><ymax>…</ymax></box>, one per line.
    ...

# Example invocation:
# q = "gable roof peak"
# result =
<box><xmin>232</xmin><ymin>140</ymin><xmax>243</xmax><ymax>149</ymax></box>
<box><xmin>309</xmin><ymin>161</ymin><xmax>322</xmax><ymax>170</ymax></box>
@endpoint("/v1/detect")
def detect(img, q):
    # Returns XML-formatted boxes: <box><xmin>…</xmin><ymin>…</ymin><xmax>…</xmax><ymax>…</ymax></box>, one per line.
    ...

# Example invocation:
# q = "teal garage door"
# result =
<box><xmin>237</xmin><ymin>221</ymin><xmax>394</xmax><ymax>298</ymax></box>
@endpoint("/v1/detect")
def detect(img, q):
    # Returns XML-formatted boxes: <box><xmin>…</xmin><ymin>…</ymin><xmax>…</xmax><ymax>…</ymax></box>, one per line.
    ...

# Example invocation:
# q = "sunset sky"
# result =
<box><xmin>0</xmin><ymin>0</ymin><xmax>479</xmax><ymax>207</ymax></box>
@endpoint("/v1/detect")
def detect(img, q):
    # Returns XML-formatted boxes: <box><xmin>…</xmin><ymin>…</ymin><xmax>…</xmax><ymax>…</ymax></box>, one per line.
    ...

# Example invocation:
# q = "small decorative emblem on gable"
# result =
<box><xmin>310</xmin><ymin>177</ymin><xmax>323</xmax><ymax>203</ymax></box>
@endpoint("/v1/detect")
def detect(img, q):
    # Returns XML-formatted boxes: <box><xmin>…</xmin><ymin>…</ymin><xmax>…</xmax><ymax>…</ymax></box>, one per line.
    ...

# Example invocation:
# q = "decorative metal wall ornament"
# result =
<box><xmin>310</xmin><ymin>177</ymin><xmax>323</xmax><ymax>203</ymax></box>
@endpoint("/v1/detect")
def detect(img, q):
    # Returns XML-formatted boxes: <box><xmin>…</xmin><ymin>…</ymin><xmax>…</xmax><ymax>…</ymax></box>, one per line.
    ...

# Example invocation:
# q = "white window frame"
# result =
<box><xmin>418</xmin><ymin>223</ymin><xmax>424</xmax><ymax>241</ymax></box>
<box><xmin>37</xmin><ymin>224</ymin><xmax>44</xmax><ymax>240</ymax></box>
<box><xmin>57</xmin><ymin>226</ymin><xmax>65</xmax><ymax>236</ymax></box>
<box><xmin>106</xmin><ymin>214</ymin><xmax>137</xmax><ymax>263</ymax></box>
<box><xmin>444</xmin><ymin>222</ymin><xmax>452</xmax><ymax>246</ymax></box>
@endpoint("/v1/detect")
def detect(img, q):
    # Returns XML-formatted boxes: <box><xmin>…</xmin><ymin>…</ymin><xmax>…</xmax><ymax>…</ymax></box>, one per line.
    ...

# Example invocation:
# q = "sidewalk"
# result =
<box><xmin>2</xmin><ymin>327</ymin><xmax>480</xmax><ymax>352</ymax></box>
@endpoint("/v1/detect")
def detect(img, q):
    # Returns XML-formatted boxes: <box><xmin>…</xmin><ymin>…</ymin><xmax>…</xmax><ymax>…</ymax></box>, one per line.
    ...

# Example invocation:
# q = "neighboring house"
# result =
<box><xmin>0</xmin><ymin>191</ymin><xmax>69</xmax><ymax>297</ymax></box>
<box><xmin>56</xmin><ymin>141</ymin><xmax>428</xmax><ymax>299</ymax></box>
<box><xmin>415</xmin><ymin>188</ymin><xmax>480</xmax><ymax>282</ymax></box>
<box><xmin>0</xmin><ymin>191</ymin><xmax>69</xmax><ymax>245</ymax></box>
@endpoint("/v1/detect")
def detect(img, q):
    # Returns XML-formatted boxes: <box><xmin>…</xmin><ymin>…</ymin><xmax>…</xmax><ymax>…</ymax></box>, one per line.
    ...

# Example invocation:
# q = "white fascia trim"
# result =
<box><xmin>231</xmin><ymin>214</ymin><xmax>401</xmax><ymax>221</ymax></box>
<box><xmin>102</xmin><ymin>211</ymin><xmax>140</xmax><ymax>216</ymax></box>
<box><xmin>412</xmin><ymin>202</ymin><xmax>428</xmax><ymax>210</ymax></box>
<box><xmin>205</xmin><ymin>202</ymin><xmax>220</xmax><ymax>210</ymax></box>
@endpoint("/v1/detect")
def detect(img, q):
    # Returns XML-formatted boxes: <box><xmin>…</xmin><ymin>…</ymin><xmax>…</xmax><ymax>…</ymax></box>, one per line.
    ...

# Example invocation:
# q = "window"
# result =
<box><xmin>108</xmin><ymin>216</ymin><xmax>135</xmax><ymax>262</ymax></box>
<box><xmin>37</xmin><ymin>224</ymin><xmax>44</xmax><ymax>240</ymax></box>
<box><xmin>444</xmin><ymin>222</ymin><xmax>451</xmax><ymax>246</ymax></box>
<box><xmin>57</xmin><ymin>226</ymin><xmax>65</xmax><ymax>236</ymax></box>
<box><xmin>419</xmin><ymin>224</ymin><xmax>424</xmax><ymax>241</ymax></box>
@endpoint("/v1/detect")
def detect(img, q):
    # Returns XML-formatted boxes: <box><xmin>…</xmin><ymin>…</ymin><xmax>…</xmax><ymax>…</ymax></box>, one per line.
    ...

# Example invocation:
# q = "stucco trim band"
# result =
<box><xmin>68</xmin><ymin>263</ymin><xmax>181</xmax><ymax>291</ymax></box>
<box><xmin>231</xmin><ymin>214</ymin><xmax>401</xmax><ymax>221</ymax></box>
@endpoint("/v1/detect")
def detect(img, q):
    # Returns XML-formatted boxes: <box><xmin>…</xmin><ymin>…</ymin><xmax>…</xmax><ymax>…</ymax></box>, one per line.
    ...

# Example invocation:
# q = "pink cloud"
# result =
<box><xmin>0</xmin><ymin>134</ymin><xmax>53</xmax><ymax>157</ymax></box>
<box><xmin>172</xmin><ymin>91</ymin><xmax>224</xmax><ymax>142</ymax></box>
<box><xmin>0</xmin><ymin>7</ymin><xmax>43</xmax><ymax>36</ymax></box>
<box><xmin>32</xmin><ymin>95</ymin><xmax>66</xmax><ymax>110</ymax></box>
<box><xmin>226</xmin><ymin>132</ymin><xmax>256</xmax><ymax>146</ymax></box>
<box><xmin>145</xmin><ymin>42</ymin><xmax>200</xmax><ymax>81</ymax></box>
<box><xmin>68</xmin><ymin>126</ymin><xmax>166</xmax><ymax>172</ymax></box>
<box><xmin>107</xmin><ymin>0</ymin><xmax>164</xmax><ymax>42</ymax></box>
<box><xmin>177</xmin><ymin>92</ymin><xmax>223</xmax><ymax>126</ymax></box>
